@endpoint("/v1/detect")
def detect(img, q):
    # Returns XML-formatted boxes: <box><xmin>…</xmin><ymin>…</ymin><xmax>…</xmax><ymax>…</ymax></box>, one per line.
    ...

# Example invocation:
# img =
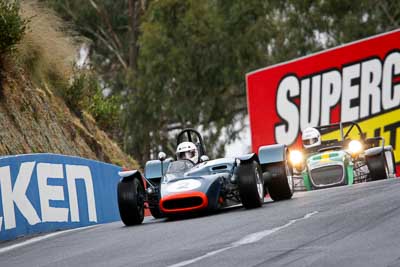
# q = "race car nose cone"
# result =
<box><xmin>166</xmin><ymin>179</ymin><xmax>202</xmax><ymax>193</ymax></box>
<box><xmin>160</xmin><ymin>192</ymin><xmax>208</xmax><ymax>214</ymax></box>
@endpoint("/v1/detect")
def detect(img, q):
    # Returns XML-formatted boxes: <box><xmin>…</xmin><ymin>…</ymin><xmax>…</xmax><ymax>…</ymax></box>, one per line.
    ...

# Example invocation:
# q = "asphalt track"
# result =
<box><xmin>1</xmin><ymin>178</ymin><xmax>400</xmax><ymax>267</ymax></box>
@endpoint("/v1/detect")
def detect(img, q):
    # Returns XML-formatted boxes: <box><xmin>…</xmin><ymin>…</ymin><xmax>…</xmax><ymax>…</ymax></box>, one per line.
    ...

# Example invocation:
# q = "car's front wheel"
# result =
<box><xmin>237</xmin><ymin>161</ymin><xmax>264</xmax><ymax>209</ymax></box>
<box><xmin>117</xmin><ymin>177</ymin><xmax>145</xmax><ymax>226</ymax></box>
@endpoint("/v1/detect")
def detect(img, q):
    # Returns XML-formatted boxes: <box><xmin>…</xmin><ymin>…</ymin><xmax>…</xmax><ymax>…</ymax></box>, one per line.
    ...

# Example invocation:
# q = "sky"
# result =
<box><xmin>224</xmin><ymin>116</ymin><xmax>251</xmax><ymax>157</ymax></box>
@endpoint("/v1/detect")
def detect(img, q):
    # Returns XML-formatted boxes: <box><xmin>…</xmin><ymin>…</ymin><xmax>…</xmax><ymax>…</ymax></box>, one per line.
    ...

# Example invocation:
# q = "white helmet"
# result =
<box><xmin>302</xmin><ymin>127</ymin><xmax>321</xmax><ymax>149</ymax></box>
<box><xmin>176</xmin><ymin>141</ymin><xmax>199</xmax><ymax>163</ymax></box>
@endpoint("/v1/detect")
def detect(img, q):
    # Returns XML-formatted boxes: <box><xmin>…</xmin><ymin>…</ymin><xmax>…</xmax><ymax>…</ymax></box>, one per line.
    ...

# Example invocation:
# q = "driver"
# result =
<box><xmin>176</xmin><ymin>141</ymin><xmax>199</xmax><ymax>164</ymax></box>
<box><xmin>302</xmin><ymin>127</ymin><xmax>321</xmax><ymax>149</ymax></box>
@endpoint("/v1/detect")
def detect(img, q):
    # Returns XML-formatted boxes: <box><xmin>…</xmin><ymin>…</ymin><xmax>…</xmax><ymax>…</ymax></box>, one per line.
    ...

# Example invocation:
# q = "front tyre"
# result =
<box><xmin>117</xmin><ymin>177</ymin><xmax>145</xmax><ymax>226</ymax></box>
<box><xmin>237</xmin><ymin>161</ymin><xmax>264</xmax><ymax>209</ymax></box>
<box><xmin>264</xmin><ymin>161</ymin><xmax>294</xmax><ymax>201</ymax></box>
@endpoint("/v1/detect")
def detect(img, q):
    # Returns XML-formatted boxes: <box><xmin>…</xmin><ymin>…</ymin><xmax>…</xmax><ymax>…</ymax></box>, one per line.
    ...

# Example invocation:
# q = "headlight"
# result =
<box><xmin>289</xmin><ymin>150</ymin><xmax>303</xmax><ymax>165</ymax></box>
<box><xmin>348</xmin><ymin>140</ymin><xmax>363</xmax><ymax>155</ymax></box>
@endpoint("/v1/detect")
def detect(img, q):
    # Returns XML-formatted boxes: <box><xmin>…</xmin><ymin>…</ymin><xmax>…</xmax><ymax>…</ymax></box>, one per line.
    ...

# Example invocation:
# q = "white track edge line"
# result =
<box><xmin>0</xmin><ymin>225</ymin><xmax>98</xmax><ymax>254</ymax></box>
<box><xmin>168</xmin><ymin>211</ymin><xmax>319</xmax><ymax>267</ymax></box>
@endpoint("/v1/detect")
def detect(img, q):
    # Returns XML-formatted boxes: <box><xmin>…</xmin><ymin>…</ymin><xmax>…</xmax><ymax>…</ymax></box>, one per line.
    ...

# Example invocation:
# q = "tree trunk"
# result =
<box><xmin>128</xmin><ymin>0</ymin><xmax>141</xmax><ymax>73</ymax></box>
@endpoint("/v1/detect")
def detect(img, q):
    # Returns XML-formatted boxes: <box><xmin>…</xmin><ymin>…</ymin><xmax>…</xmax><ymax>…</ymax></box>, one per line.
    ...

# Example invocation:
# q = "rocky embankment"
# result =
<box><xmin>0</xmin><ymin>66</ymin><xmax>138</xmax><ymax>168</ymax></box>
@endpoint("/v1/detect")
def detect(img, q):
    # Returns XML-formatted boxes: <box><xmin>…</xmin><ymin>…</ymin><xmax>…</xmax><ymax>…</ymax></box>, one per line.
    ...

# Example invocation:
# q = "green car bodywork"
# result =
<box><xmin>297</xmin><ymin>121</ymin><xmax>396</xmax><ymax>191</ymax></box>
<box><xmin>302</xmin><ymin>150</ymin><xmax>354</xmax><ymax>191</ymax></box>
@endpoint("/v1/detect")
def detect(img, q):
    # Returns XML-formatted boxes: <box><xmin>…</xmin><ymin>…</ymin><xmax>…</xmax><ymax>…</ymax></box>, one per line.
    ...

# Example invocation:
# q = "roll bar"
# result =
<box><xmin>176</xmin><ymin>128</ymin><xmax>206</xmax><ymax>157</ymax></box>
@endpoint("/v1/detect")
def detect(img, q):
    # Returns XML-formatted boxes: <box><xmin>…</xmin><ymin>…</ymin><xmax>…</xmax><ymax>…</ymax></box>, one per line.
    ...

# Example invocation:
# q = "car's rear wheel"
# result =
<box><xmin>366</xmin><ymin>153</ymin><xmax>389</xmax><ymax>181</ymax></box>
<box><xmin>117</xmin><ymin>177</ymin><xmax>145</xmax><ymax>226</ymax></box>
<box><xmin>384</xmin><ymin>148</ymin><xmax>396</xmax><ymax>178</ymax></box>
<box><xmin>148</xmin><ymin>186</ymin><xmax>164</xmax><ymax>219</ymax></box>
<box><xmin>149</xmin><ymin>206</ymin><xmax>163</xmax><ymax>219</ymax></box>
<box><xmin>237</xmin><ymin>161</ymin><xmax>264</xmax><ymax>209</ymax></box>
<box><xmin>264</xmin><ymin>161</ymin><xmax>294</xmax><ymax>201</ymax></box>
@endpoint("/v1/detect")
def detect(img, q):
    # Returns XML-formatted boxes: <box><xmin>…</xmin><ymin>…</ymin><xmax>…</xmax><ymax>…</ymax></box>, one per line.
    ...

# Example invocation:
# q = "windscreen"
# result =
<box><xmin>164</xmin><ymin>160</ymin><xmax>194</xmax><ymax>182</ymax></box>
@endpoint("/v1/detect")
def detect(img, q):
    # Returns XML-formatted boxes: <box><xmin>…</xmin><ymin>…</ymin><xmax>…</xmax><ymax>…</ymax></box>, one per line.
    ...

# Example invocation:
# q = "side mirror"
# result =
<box><xmin>158</xmin><ymin>152</ymin><xmax>167</xmax><ymax>177</ymax></box>
<box><xmin>158</xmin><ymin>152</ymin><xmax>167</xmax><ymax>162</ymax></box>
<box><xmin>200</xmin><ymin>155</ymin><xmax>209</xmax><ymax>162</ymax></box>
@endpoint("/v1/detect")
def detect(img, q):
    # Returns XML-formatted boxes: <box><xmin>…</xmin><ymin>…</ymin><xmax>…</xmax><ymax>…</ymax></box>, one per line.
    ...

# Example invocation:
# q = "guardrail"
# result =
<box><xmin>0</xmin><ymin>153</ymin><xmax>122</xmax><ymax>241</ymax></box>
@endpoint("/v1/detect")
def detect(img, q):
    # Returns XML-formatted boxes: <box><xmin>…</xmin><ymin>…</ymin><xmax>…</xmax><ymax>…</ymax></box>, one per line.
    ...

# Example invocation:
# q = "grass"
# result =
<box><xmin>17</xmin><ymin>1</ymin><xmax>78</xmax><ymax>92</ymax></box>
<box><xmin>0</xmin><ymin>1</ymin><xmax>138</xmax><ymax>167</ymax></box>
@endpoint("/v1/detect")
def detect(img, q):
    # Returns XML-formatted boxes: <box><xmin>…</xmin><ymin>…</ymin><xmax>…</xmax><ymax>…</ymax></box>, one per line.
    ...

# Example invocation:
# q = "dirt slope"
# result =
<box><xmin>0</xmin><ymin>66</ymin><xmax>137</xmax><ymax>168</ymax></box>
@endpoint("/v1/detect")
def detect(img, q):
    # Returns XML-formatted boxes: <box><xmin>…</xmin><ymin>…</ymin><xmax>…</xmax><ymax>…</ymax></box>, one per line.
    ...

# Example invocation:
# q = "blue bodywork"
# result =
<box><xmin>258</xmin><ymin>144</ymin><xmax>286</xmax><ymax>165</ymax></box>
<box><xmin>144</xmin><ymin>159</ymin><xmax>173</xmax><ymax>180</ymax></box>
<box><xmin>158</xmin><ymin>158</ymin><xmax>238</xmax><ymax>211</ymax></box>
<box><xmin>117</xmin><ymin>128</ymin><xmax>292</xmax><ymax>224</ymax></box>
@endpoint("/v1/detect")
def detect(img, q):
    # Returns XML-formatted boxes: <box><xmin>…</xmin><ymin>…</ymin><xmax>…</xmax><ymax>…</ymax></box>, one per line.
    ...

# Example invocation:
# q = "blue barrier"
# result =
<box><xmin>0</xmin><ymin>153</ymin><xmax>122</xmax><ymax>241</ymax></box>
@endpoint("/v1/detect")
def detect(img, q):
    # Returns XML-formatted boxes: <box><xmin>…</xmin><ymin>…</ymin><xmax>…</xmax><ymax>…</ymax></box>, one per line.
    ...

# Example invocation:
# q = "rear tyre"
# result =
<box><xmin>148</xmin><ymin>186</ymin><xmax>164</xmax><ymax>219</ymax></box>
<box><xmin>117</xmin><ymin>177</ymin><xmax>145</xmax><ymax>226</ymax></box>
<box><xmin>366</xmin><ymin>153</ymin><xmax>389</xmax><ymax>181</ymax></box>
<box><xmin>149</xmin><ymin>206</ymin><xmax>163</xmax><ymax>219</ymax></box>
<box><xmin>237</xmin><ymin>161</ymin><xmax>264</xmax><ymax>209</ymax></box>
<box><xmin>264</xmin><ymin>161</ymin><xmax>294</xmax><ymax>201</ymax></box>
<box><xmin>384</xmin><ymin>148</ymin><xmax>396</xmax><ymax>178</ymax></box>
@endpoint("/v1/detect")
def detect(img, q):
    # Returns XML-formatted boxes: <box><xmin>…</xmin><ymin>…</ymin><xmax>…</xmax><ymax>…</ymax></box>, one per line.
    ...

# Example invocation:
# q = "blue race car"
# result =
<box><xmin>117</xmin><ymin>128</ymin><xmax>294</xmax><ymax>225</ymax></box>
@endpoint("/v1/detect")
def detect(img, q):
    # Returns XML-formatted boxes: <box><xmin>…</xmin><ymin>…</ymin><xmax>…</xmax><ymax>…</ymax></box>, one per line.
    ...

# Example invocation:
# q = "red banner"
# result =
<box><xmin>246</xmin><ymin>29</ymin><xmax>400</xmax><ymax>175</ymax></box>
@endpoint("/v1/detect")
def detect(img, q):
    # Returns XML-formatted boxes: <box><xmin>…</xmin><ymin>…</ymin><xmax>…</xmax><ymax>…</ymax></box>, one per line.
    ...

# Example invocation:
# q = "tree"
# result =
<box><xmin>125</xmin><ymin>0</ymin><xmax>274</xmax><ymax>160</ymax></box>
<box><xmin>43</xmin><ymin>0</ymin><xmax>400</xmax><ymax>164</ymax></box>
<box><xmin>0</xmin><ymin>0</ymin><xmax>29</xmax><ymax>60</ymax></box>
<box><xmin>42</xmin><ymin>0</ymin><xmax>147</xmax><ymax>91</ymax></box>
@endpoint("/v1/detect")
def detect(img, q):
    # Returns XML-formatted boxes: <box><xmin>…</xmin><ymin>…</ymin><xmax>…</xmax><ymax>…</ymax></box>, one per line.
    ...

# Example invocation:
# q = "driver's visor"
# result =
<box><xmin>178</xmin><ymin>151</ymin><xmax>195</xmax><ymax>160</ymax></box>
<box><xmin>303</xmin><ymin>137</ymin><xmax>319</xmax><ymax>146</ymax></box>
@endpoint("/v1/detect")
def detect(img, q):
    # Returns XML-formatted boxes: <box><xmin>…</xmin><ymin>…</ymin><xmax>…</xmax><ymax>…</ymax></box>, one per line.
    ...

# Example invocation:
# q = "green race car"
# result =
<box><xmin>290</xmin><ymin>122</ymin><xmax>396</xmax><ymax>191</ymax></box>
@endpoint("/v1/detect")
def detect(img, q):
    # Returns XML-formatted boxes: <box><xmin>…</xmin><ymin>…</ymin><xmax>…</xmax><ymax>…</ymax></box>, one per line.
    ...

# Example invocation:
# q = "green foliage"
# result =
<box><xmin>43</xmin><ymin>0</ymin><xmax>400</xmax><ymax>164</ymax></box>
<box><xmin>0</xmin><ymin>0</ymin><xmax>29</xmax><ymax>56</ymax></box>
<box><xmin>63</xmin><ymin>71</ymin><xmax>93</xmax><ymax>114</ymax></box>
<box><xmin>88</xmin><ymin>89</ymin><xmax>121</xmax><ymax>132</ymax></box>
<box><xmin>63</xmin><ymin>70</ymin><xmax>120</xmax><ymax>132</ymax></box>
<box><xmin>129</xmin><ymin>0</ymin><xmax>400</xmax><ymax>161</ymax></box>
<box><xmin>132</xmin><ymin>0</ymin><xmax>255</xmax><ymax>159</ymax></box>
<box><xmin>41</xmin><ymin>0</ymin><xmax>136</xmax><ymax>92</ymax></box>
